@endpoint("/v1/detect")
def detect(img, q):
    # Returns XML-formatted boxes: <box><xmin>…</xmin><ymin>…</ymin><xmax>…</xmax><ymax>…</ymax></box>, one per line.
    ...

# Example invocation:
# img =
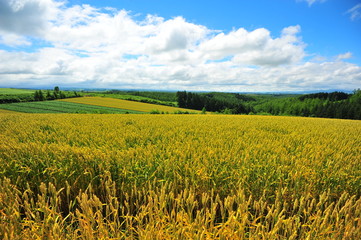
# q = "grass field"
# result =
<box><xmin>61</xmin><ymin>96</ymin><xmax>201</xmax><ymax>113</ymax></box>
<box><xmin>0</xmin><ymin>113</ymin><xmax>360</xmax><ymax>239</ymax></box>
<box><xmin>0</xmin><ymin>88</ymin><xmax>35</xmax><ymax>94</ymax></box>
<box><xmin>0</xmin><ymin>100</ymin><xmax>143</xmax><ymax>114</ymax></box>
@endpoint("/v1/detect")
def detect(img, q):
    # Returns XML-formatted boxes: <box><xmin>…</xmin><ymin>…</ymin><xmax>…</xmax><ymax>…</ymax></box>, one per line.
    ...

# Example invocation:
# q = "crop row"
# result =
<box><xmin>0</xmin><ymin>100</ymin><xmax>143</xmax><ymax>114</ymax></box>
<box><xmin>61</xmin><ymin>96</ymin><xmax>201</xmax><ymax>113</ymax></box>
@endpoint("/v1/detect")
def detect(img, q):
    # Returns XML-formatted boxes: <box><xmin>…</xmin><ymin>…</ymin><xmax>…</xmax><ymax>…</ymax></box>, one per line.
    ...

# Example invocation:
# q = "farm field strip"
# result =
<box><xmin>90</xmin><ymin>93</ymin><xmax>177</xmax><ymax>106</ymax></box>
<box><xmin>0</xmin><ymin>100</ymin><xmax>143</xmax><ymax>113</ymax></box>
<box><xmin>0</xmin><ymin>114</ymin><xmax>360</xmax><ymax>238</ymax></box>
<box><xmin>0</xmin><ymin>108</ymin><xmax>17</xmax><ymax>113</ymax></box>
<box><xmin>0</xmin><ymin>102</ymin><xmax>62</xmax><ymax>113</ymax></box>
<box><xmin>31</xmin><ymin>101</ymin><xmax>143</xmax><ymax>113</ymax></box>
<box><xmin>0</xmin><ymin>101</ymin><xmax>78</xmax><ymax>113</ymax></box>
<box><xmin>17</xmin><ymin>102</ymin><xmax>75</xmax><ymax>113</ymax></box>
<box><xmin>61</xmin><ymin>96</ymin><xmax>201</xmax><ymax>113</ymax></box>
<box><xmin>0</xmin><ymin>88</ymin><xmax>35</xmax><ymax>94</ymax></box>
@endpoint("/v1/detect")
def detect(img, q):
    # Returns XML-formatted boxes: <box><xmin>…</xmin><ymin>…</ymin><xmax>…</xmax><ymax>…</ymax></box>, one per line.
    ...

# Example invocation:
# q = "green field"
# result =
<box><xmin>0</xmin><ymin>100</ymin><xmax>143</xmax><ymax>114</ymax></box>
<box><xmin>0</xmin><ymin>88</ymin><xmax>35</xmax><ymax>94</ymax></box>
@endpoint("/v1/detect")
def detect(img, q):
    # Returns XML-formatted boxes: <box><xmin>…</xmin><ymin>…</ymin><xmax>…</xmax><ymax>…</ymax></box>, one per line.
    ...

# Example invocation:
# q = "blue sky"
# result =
<box><xmin>0</xmin><ymin>0</ymin><xmax>360</xmax><ymax>92</ymax></box>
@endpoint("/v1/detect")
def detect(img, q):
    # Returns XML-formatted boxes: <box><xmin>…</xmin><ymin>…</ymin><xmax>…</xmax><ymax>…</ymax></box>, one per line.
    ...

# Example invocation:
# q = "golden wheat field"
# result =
<box><xmin>0</xmin><ymin>113</ymin><xmax>360</xmax><ymax>239</ymax></box>
<box><xmin>61</xmin><ymin>97</ymin><xmax>201</xmax><ymax>113</ymax></box>
<box><xmin>0</xmin><ymin>109</ymin><xmax>16</xmax><ymax>114</ymax></box>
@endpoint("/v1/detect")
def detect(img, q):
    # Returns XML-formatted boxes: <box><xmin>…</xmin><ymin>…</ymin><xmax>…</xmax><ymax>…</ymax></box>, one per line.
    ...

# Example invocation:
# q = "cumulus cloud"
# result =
<box><xmin>0</xmin><ymin>0</ymin><xmax>60</xmax><ymax>36</ymax></box>
<box><xmin>199</xmin><ymin>28</ymin><xmax>270</xmax><ymax>60</ymax></box>
<box><xmin>144</xmin><ymin>17</ymin><xmax>208</xmax><ymax>53</ymax></box>
<box><xmin>232</xmin><ymin>25</ymin><xmax>305</xmax><ymax>66</ymax></box>
<box><xmin>346</xmin><ymin>3</ymin><xmax>361</xmax><ymax>21</ymax></box>
<box><xmin>0</xmin><ymin>0</ymin><xmax>360</xmax><ymax>92</ymax></box>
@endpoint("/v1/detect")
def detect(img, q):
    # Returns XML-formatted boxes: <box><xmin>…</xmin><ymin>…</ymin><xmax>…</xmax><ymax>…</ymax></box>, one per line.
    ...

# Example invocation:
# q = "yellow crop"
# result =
<box><xmin>0</xmin><ymin>109</ymin><xmax>17</xmax><ymax>114</ymax></box>
<box><xmin>61</xmin><ymin>96</ymin><xmax>201</xmax><ymax>113</ymax></box>
<box><xmin>0</xmin><ymin>113</ymin><xmax>360</xmax><ymax>239</ymax></box>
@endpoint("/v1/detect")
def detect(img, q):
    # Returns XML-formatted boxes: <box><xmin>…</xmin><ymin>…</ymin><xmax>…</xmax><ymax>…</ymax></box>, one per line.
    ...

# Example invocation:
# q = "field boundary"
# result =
<box><xmin>60</xmin><ymin>96</ymin><xmax>201</xmax><ymax>113</ymax></box>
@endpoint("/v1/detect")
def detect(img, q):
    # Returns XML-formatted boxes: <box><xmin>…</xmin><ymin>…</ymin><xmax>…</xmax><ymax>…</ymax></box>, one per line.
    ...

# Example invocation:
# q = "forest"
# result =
<box><xmin>176</xmin><ymin>90</ymin><xmax>361</xmax><ymax>120</ymax></box>
<box><xmin>0</xmin><ymin>87</ymin><xmax>80</xmax><ymax>103</ymax></box>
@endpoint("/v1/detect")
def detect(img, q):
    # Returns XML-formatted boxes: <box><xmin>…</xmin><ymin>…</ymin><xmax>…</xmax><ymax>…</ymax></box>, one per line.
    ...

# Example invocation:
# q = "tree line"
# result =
<box><xmin>0</xmin><ymin>86</ymin><xmax>80</xmax><ymax>103</ymax></box>
<box><xmin>34</xmin><ymin>86</ymin><xmax>75</xmax><ymax>101</ymax></box>
<box><xmin>176</xmin><ymin>90</ymin><xmax>361</xmax><ymax>120</ymax></box>
<box><xmin>299</xmin><ymin>91</ymin><xmax>350</xmax><ymax>101</ymax></box>
<box><xmin>252</xmin><ymin>90</ymin><xmax>361</xmax><ymax>120</ymax></box>
<box><xmin>176</xmin><ymin>91</ymin><xmax>252</xmax><ymax>114</ymax></box>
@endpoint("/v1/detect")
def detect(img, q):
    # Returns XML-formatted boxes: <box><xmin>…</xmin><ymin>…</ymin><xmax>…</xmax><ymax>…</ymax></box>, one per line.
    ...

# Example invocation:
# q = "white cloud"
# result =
<box><xmin>336</xmin><ymin>52</ymin><xmax>352</xmax><ymax>61</ymax></box>
<box><xmin>297</xmin><ymin>0</ymin><xmax>327</xmax><ymax>7</ymax></box>
<box><xmin>144</xmin><ymin>17</ymin><xmax>208</xmax><ymax>53</ymax></box>
<box><xmin>346</xmin><ymin>3</ymin><xmax>361</xmax><ymax>21</ymax></box>
<box><xmin>232</xmin><ymin>25</ymin><xmax>305</xmax><ymax>66</ymax></box>
<box><xmin>0</xmin><ymin>0</ymin><xmax>360</xmax><ymax>92</ymax></box>
<box><xmin>0</xmin><ymin>0</ymin><xmax>61</xmax><ymax>36</ymax></box>
<box><xmin>197</xmin><ymin>25</ymin><xmax>304</xmax><ymax>67</ymax></box>
<box><xmin>199</xmin><ymin>28</ymin><xmax>270</xmax><ymax>60</ymax></box>
<box><xmin>0</xmin><ymin>31</ymin><xmax>31</xmax><ymax>46</ymax></box>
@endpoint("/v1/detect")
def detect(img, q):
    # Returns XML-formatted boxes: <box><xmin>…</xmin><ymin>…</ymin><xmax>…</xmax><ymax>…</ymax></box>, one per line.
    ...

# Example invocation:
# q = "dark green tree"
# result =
<box><xmin>59</xmin><ymin>91</ymin><xmax>66</xmax><ymax>99</ymax></box>
<box><xmin>34</xmin><ymin>90</ymin><xmax>45</xmax><ymax>101</ymax></box>
<box><xmin>176</xmin><ymin>91</ymin><xmax>187</xmax><ymax>108</ymax></box>
<box><xmin>34</xmin><ymin>90</ymin><xmax>39</xmax><ymax>101</ymax></box>
<box><xmin>46</xmin><ymin>90</ymin><xmax>54</xmax><ymax>100</ymax></box>
<box><xmin>39</xmin><ymin>90</ymin><xmax>45</xmax><ymax>101</ymax></box>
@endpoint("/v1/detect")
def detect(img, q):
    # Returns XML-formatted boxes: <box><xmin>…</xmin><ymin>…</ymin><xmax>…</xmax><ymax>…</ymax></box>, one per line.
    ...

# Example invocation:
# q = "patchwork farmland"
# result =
<box><xmin>60</xmin><ymin>96</ymin><xmax>201</xmax><ymax>113</ymax></box>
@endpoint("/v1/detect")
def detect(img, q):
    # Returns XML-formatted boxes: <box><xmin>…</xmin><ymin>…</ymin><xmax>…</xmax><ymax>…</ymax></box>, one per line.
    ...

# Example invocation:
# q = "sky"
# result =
<box><xmin>0</xmin><ymin>0</ymin><xmax>360</xmax><ymax>92</ymax></box>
